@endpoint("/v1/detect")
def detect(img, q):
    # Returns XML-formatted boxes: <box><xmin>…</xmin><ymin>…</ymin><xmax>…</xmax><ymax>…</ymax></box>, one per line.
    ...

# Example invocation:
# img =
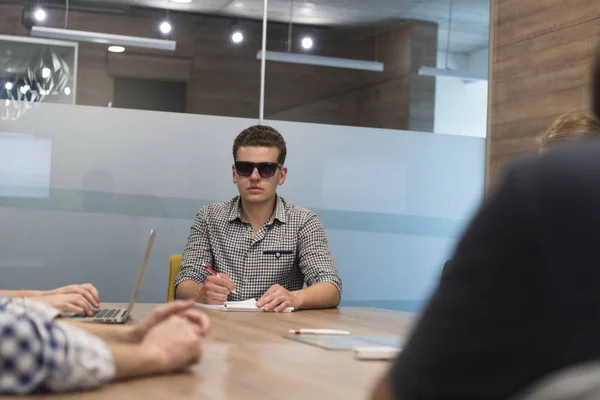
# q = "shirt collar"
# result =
<box><xmin>272</xmin><ymin>196</ymin><xmax>288</xmax><ymax>224</ymax></box>
<box><xmin>227</xmin><ymin>195</ymin><xmax>287</xmax><ymax>224</ymax></box>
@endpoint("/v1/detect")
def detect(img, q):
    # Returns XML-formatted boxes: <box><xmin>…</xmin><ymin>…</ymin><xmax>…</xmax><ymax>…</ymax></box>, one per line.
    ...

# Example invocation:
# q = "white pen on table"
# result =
<box><xmin>290</xmin><ymin>329</ymin><xmax>350</xmax><ymax>335</ymax></box>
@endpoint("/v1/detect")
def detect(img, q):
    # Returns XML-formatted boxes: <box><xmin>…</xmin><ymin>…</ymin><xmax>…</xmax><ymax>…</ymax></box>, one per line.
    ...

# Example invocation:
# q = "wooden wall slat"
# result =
<box><xmin>492</xmin><ymin>86</ymin><xmax>588</xmax><ymax>126</ymax></box>
<box><xmin>489</xmin><ymin>0</ymin><xmax>600</xmax><ymax>185</ymax></box>
<box><xmin>108</xmin><ymin>54</ymin><xmax>192</xmax><ymax>82</ymax></box>
<box><xmin>495</xmin><ymin>0</ymin><xmax>600</xmax><ymax>48</ymax></box>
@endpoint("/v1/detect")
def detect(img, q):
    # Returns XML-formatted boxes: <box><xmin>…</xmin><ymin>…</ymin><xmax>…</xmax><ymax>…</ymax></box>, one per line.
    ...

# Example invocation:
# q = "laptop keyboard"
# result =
<box><xmin>72</xmin><ymin>308</ymin><xmax>122</xmax><ymax>319</ymax></box>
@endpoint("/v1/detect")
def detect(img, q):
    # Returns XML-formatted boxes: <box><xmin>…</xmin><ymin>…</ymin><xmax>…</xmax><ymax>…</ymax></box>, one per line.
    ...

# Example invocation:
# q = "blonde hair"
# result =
<box><xmin>537</xmin><ymin>111</ymin><xmax>600</xmax><ymax>147</ymax></box>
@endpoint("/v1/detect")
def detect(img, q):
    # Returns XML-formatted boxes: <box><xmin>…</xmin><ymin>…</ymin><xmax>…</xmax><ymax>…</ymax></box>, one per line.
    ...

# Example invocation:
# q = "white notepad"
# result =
<box><xmin>196</xmin><ymin>298</ymin><xmax>294</xmax><ymax>312</ymax></box>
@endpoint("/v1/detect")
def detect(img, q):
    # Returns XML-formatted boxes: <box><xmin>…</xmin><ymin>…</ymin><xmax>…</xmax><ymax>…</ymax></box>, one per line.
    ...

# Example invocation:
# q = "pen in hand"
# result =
<box><xmin>202</xmin><ymin>263</ymin><xmax>237</xmax><ymax>295</ymax></box>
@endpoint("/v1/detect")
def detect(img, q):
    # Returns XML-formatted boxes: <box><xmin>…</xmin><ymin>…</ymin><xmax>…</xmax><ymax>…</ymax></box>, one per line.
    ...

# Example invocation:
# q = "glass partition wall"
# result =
<box><xmin>0</xmin><ymin>0</ymin><xmax>490</xmax><ymax>311</ymax></box>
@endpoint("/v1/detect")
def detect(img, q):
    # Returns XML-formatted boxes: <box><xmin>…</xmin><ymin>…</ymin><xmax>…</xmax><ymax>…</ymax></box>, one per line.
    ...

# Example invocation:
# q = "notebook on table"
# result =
<box><xmin>196</xmin><ymin>298</ymin><xmax>294</xmax><ymax>312</ymax></box>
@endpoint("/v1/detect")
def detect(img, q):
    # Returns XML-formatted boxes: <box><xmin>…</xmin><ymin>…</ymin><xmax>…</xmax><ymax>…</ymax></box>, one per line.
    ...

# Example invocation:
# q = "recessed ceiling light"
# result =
<box><xmin>4</xmin><ymin>82</ymin><xmax>13</xmax><ymax>90</ymax></box>
<box><xmin>108</xmin><ymin>46</ymin><xmax>125</xmax><ymax>53</ymax></box>
<box><xmin>160</xmin><ymin>21</ymin><xmax>172</xmax><ymax>34</ymax></box>
<box><xmin>64</xmin><ymin>87</ymin><xmax>71</xmax><ymax>96</ymax></box>
<box><xmin>231</xmin><ymin>31</ymin><xmax>244</xmax><ymax>44</ymax></box>
<box><xmin>42</xmin><ymin>67</ymin><xmax>51</xmax><ymax>78</ymax></box>
<box><xmin>301</xmin><ymin>37</ymin><xmax>313</xmax><ymax>50</ymax></box>
<box><xmin>33</xmin><ymin>8</ymin><xmax>46</xmax><ymax>22</ymax></box>
<box><xmin>20</xmin><ymin>85</ymin><xmax>30</xmax><ymax>94</ymax></box>
<box><xmin>171</xmin><ymin>0</ymin><xmax>191</xmax><ymax>3</ymax></box>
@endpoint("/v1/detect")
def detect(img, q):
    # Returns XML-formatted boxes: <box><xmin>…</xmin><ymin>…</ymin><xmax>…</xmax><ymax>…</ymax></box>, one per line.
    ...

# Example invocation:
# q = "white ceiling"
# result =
<box><xmin>60</xmin><ymin>0</ymin><xmax>490</xmax><ymax>54</ymax></box>
<box><xmin>0</xmin><ymin>0</ymin><xmax>490</xmax><ymax>54</ymax></box>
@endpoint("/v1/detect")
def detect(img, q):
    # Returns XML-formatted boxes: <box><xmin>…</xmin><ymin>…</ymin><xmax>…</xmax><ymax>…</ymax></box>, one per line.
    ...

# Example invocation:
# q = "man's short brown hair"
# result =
<box><xmin>233</xmin><ymin>125</ymin><xmax>287</xmax><ymax>164</ymax></box>
<box><xmin>537</xmin><ymin>111</ymin><xmax>600</xmax><ymax>147</ymax></box>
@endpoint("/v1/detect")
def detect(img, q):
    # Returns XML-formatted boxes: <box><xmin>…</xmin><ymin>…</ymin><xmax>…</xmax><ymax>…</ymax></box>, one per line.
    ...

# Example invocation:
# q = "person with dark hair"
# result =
<box><xmin>174</xmin><ymin>125</ymin><xmax>342</xmax><ymax>312</ymax></box>
<box><xmin>368</xmin><ymin>44</ymin><xmax>600</xmax><ymax>400</ymax></box>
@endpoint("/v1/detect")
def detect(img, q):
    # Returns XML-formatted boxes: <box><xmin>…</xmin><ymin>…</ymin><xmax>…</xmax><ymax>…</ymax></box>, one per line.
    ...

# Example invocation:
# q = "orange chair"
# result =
<box><xmin>166</xmin><ymin>254</ymin><xmax>182</xmax><ymax>302</ymax></box>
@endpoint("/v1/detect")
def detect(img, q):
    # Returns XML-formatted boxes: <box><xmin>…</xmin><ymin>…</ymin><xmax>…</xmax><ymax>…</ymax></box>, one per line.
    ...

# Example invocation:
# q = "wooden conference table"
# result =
<box><xmin>15</xmin><ymin>303</ymin><xmax>416</xmax><ymax>400</ymax></box>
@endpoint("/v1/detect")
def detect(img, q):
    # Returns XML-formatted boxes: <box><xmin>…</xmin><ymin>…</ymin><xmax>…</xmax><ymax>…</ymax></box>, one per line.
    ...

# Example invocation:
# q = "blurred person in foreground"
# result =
<box><xmin>0</xmin><ymin>297</ymin><xmax>210</xmax><ymax>394</ymax></box>
<box><xmin>370</xmin><ymin>47</ymin><xmax>600</xmax><ymax>400</ymax></box>
<box><xmin>440</xmin><ymin>111</ymin><xmax>600</xmax><ymax>280</ymax></box>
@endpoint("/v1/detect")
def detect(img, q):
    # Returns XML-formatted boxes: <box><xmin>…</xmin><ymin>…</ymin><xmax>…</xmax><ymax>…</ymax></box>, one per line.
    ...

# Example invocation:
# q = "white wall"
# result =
<box><xmin>468</xmin><ymin>47</ymin><xmax>490</xmax><ymax>74</ymax></box>
<box><xmin>434</xmin><ymin>48</ymin><xmax>489</xmax><ymax>138</ymax></box>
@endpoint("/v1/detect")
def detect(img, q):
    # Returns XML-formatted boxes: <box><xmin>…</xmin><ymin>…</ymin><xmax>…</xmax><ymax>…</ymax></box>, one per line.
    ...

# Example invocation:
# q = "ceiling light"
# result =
<box><xmin>20</xmin><ymin>85</ymin><xmax>30</xmax><ymax>94</ymax></box>
<box><xmin>256</xmin><ymin>50</ymin><xmax>384</xmax><ymax>72</ymax></box>
<box><xmin>42</xmin><ymin>67</ymin><xmax>51</xmax><ymax>78</ymax></box>
<box><xmin>417</xmin><ymin>66</ymin><xmax>487</xmax><ymax>82</ymax></box>
<box><xmin>39</xmin><ymin>89</ymin><xmax>50</xmax><ymax>95</ymax></box>
<box><xmin>64</xmin><ymin>87</ymin><xmax>71</xmax><ymax>96</ymax></box>
<box><xmin>160</xmin><ymin>21</ymin><xmax>172</xmax><ymax>34</ymax></box>
<box><xmin>108</xmin><ymin>45</ymin><xmax>125</xmax><ymax>53</ymax></box>
<box><xmin>31</xmin><ymin>26</ymin><xmax>176</xmax><ymax>51</ymax></box>
<box><xmin>231</xmin><ymin>31</ymin><xmax>244</xmax><ymax>44</ymax></box>
<box><xmin>171</xmin><ymin>0</ymin><xmax>192</xmax><ymax>3</ymax></box>
<box><xmin>301</xmin><ymin>37</ymin><xmax>313</xmax><ymax>50</ymax></box>
<box><xmin>4</xmin><ymin>82</ymin><xmax>13</xmax><ymax>90</ymax></box>
<box><xmin>33</xmin><ymin>8</ymin><xmax>46</xmax><ymax>22</ymax></box>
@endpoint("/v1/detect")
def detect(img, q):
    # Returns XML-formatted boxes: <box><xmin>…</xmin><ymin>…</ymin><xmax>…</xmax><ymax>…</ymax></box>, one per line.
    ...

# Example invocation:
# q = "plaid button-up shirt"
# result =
<box><xmin>175</xmin><ymin>196</ymin><xmax>342</xmax><ymax>301</ymax></box>
<box><xmin>0</xmin><ymin>297</ymin><xmax>115</xmax><ymax>395</ymax></box>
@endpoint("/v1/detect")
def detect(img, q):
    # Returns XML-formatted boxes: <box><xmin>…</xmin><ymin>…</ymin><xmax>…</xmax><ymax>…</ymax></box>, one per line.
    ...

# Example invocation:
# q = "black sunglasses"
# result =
<box><xmin>234</xmin><ymin>161</ymin><xmax>283</xmax><ymax>178</ymax></box>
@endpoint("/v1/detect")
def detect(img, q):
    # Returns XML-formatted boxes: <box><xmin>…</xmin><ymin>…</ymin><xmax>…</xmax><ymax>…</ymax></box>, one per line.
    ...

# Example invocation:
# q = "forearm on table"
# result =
<box><xmin>108</xmin><ymin>342</ymin><xmax>168</xmax><ymax>381</ymax></box>
<box><xmin>0</xmin><ymin>289</ymin><xmax>45</xmax><ymax>298</ymax></box>
<box><xmin>293</xmin><ymin>282</ymin><xmax>340</xmax><ymax>310</ymax></box>
<box><xmin>59</xmin><ymin>320</ymin><xmax>137</xmax><ymax>343</ymax></box>
<box><xmin>175</xmin><ymin>280</ymin><xmax>204</xmax><ymax>301</ymax></box>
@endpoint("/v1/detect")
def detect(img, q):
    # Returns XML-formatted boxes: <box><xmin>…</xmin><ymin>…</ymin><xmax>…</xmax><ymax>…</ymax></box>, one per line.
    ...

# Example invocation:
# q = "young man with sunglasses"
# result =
<box><xmin>174</xmin><ymin>125</ymin><xmax>342</xmax><ymax>312</ymax></box>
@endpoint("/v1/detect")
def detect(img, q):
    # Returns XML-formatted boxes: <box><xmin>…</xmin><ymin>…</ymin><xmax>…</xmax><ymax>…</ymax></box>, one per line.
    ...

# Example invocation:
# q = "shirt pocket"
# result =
<box><xmin>261</xmin><ymin>250</ymin><xmax>297</xmax><ymax>279</ymax></box>
<box><xmin>262</xmin><ymin>250</ymin><xmax>294</xmax><ymax>257</ymax></box>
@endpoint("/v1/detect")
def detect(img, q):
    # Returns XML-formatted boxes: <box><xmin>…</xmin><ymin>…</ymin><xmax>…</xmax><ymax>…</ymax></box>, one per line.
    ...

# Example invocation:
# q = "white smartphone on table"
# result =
<box><xmin>353</xmin><ymin>346</ymin><xmax>401</xmax><ymax>360</ymax></box>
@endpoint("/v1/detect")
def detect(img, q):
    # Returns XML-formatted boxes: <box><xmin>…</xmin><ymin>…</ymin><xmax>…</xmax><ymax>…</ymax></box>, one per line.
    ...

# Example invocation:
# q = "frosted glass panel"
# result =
<box><xmin>0</xmin><ymin>102</ymin><xmax>485</xmax><ymax>311</ymax></box>
<box><xmin>0</xmin><ymin>133</ymin><xmax>51</xmax><ymax>198</ymax></box>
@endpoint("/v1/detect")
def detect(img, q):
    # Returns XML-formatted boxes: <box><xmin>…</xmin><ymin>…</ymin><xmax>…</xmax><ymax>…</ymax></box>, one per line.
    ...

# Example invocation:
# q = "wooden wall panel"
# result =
<box><xmin>269</xmin><ymin>21</ymin><xmax>437</xmax><ymax>131</ymax></box>
<box><xmin>76</xmin><ymin>47</ymin><xmax>114</xmax><ymax>107</ymax></box>
<box><xmin>488</xmin><ymin>0</ymin><xmax>600</xmax><ymax>185</ymax></box>
<box><xmin>268</xmin><ymin>90</ymin><xmax>362</xmax><ymax>126</ymax></box>
<box><xmin>361</xmin><ymin>77</ymin><xmax>412</xmax><ymax>129</ymax></box>
<box><xmin>107</xmin><ymin>53</ymin><xmax>192</xmax><ymax>82</ymax></box>
<box><xmin>495</xmin><ymin>0</ymin><xmax>600</xmax><ymax>48</ymax></box>
<box><xmin>408</xmin><ymin>21</ymin><xmax>437</xmax><ymax>132</ymax></box>
<box><xmin>0</xmin><ymin>5</ymin><xmax>28</xmax><ymax>36</ymax></box>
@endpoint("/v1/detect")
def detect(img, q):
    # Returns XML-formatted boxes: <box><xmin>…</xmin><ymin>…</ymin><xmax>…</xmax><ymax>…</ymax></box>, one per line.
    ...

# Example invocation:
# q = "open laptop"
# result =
<box><xmin>65</xmin><ymin>229</ymin><xmax>156</xmax><ymax>323</ymax></box>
